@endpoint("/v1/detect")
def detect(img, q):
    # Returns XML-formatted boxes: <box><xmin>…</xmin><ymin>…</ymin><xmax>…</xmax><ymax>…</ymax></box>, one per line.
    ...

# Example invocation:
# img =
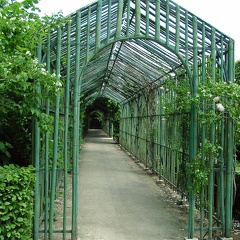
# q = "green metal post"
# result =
<box><xmin>188</xmin><ymin>16</ymin><xmax>198</xmax><ymax>239</ymax></box>
<box><xmin>107</xmin><ymin>0</ymin><xmax>112</xmax><ymax>42</ymax></box>
<box><xmin>49</xmin><ymin>27</ymin><xmax>62</xmax><ymax>240</ymax></box>
<box><xmin>63</xmin><ymin>22</ymin><xmax>71</xmax><ymax>240</ymax></box>
<box><xmin>220</xmin><ymin>36</ymin><xmax>224</xmax><ymax>82</ymax></box>
<box><xmin>208</xmin><ymin>28</ymin><xmax>216</xmax><ymax>239</ymax></box>
<box><xmin>145</xmin><ymin>0</ymin><xmax>149</xmax><ymax>37</ymax></box>
<box><xmin>200</xmin><ymin>22</ymin><xmax>206</xmax><ymax>240</ymax></box>
<box><xmin>116</xmin><ymin>0</ymin><xmax>123</xmax><ymax>39</ymax></box>
<box><xmin>72</xmin><ymin>11</ymin><xmax>81</xmax><ymax>240</ymax></box>
<box><xmin>175</xmin><ymin>5</ymin><xmax>180</xmax><ymax>53</ymax></box>
<box><xmin>219</xmin><ymin>35</ymin><xmax>226</xmax><ymax>237</ymax></box>
<box><xmin>126</xmin><ymin>0</ymin><xmax>130</xmax><ymax>37</ymax></box>
<box><xmin>44</xmin><ymin>32</ymin><xmax>51</xmax><ymax>240</ymax></box>
<box><xmin>135</xmin><ymin>0</ymin><xmax>141</xmax><ymax>36</ymax></box>
<box><xmin>166</xmin><ymin>0</ymin><xmax>169</xmax><ymax>45</ymax></box>
<box><xmin>155</xmin><ymin>0</ymin><xmax>160</xmax><ymax>40</ymax></box>
<box><xmin>225</xmin><ymin>39</ymin><xmax>234</xmax><ymax>238</ymax></box>
<box><xmin>96</xmin><ymin>0</ymin><xmax>102</xmax><ymax>51</ymax></box>
<box><xmin>220</xmin><ymin>117</ymin><xmax>226</xmax><ymax>236</ymax></box>
<box><xmin>86</xmin><ymin>7</ymin><xmax>91</xmax><ymax>61</ymax></box>
<box><xmin>33</xmin><ymin>39</ymin><xmax>42</xmax><ymax>240</ymax></box>
<box><xmin>184</xmin><ymin>10</ymin><xmax>189</xmax><ymax>65</ymax></box>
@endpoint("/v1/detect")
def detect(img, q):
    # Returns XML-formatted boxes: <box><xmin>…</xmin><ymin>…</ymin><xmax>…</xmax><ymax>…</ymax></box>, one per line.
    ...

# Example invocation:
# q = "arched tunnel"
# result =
<box><xmin>32</xmin><ymin>0</ymin><xmax>235</xmax><ymax>239</ymax></box>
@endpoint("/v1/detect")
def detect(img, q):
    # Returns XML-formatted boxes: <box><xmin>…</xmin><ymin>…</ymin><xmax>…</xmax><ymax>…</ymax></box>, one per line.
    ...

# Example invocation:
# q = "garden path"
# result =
<box><xmin>78</xmin><ymin>129</ymin><xmax>188</xmax><ymax>240</ymax></box>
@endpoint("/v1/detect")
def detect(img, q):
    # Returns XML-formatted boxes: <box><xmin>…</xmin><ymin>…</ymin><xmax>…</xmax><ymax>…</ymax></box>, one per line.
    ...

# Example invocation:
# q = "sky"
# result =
<box><xmin>36</xmin><ymin>0</ymin><xmax>240</xmax><ymax>61</ymax></box>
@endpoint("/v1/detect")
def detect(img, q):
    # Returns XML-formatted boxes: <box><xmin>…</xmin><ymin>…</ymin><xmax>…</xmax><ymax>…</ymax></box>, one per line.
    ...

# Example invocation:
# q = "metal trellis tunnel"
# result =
<box><xmin>34</xmin><ymin>0</ymin><xmax>235</xmax><ymax>239</ymax></box>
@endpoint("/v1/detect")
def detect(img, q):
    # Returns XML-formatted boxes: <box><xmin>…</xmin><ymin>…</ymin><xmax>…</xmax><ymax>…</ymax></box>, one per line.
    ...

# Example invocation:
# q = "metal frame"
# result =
<box><xmin>34</xmin><ymin>0</ymin><xmax>235</xmax><ymax>239</ymax></box>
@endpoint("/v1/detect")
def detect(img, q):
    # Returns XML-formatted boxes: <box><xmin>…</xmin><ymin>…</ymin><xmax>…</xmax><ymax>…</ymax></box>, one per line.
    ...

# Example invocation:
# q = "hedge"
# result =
<box><xmin>0</xmin><ymin>164</ymin><xmax>35</xmax><ymax>239</ymax></box>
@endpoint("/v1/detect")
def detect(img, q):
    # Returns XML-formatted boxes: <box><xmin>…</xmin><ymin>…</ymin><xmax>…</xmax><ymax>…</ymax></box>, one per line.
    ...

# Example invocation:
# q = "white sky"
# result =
<box><xmin>37</xmin><ymin>0</ymin><xmax>240</xmax><ymax>61</ymax></box>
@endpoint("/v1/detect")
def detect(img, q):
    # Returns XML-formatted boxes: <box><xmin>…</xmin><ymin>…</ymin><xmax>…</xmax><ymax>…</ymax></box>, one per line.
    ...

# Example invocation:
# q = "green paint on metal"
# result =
<box><xmin>188</xmin><ymin>16</ymin><xmax>198</xmax><ymax>239</ymax></box>
<box><xmin>135</xmin><ymin>0</ymin><xmax>141</xmax><ymax>36</ymax></box>
<box><xmin>72</xmin><ymin>11</ymin><xmax>81</xmax><ymax>240</ymax></box>
<box><xmin>44</xmin><ymin>32</ymin><xmax>51</xmax><ymax>240</ymax></box>
<box><xmin>96</xmin><ymin>0</ymin><xmax>102</xmax><ymax>50</ymax></box>
<box><xmin>63</xmin><ymin>22</ymin><xmax>71</xmax><ymax>240</ymax></box>
<box><xmin>116</xmin><ymin>0</ymin><xmax>123</xmax><ymax>39</ymax></box>
<box><xmin>49</xmin><ymin>27</ymin><xmax>62</xmax><ymax>240</ymax></box>
<box><xmin>226</xmin><ymin>39</ymin><xmax>234</xmax><ymax>238</ymax></box>
<box><xmin>33</xmin><ymin>39</ymin><xmax>42</xmax><ymax>240</ymax></box>
<box><xmin>155</xmin><ymin>0</ymin><xmax>160</xmax><ymax>40</ymax></box>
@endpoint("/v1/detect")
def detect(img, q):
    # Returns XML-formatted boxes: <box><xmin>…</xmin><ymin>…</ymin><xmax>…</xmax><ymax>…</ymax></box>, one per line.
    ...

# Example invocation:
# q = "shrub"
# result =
<box><xmin>0</xmin><ymin>164</ymin><xmax>35</xmax><ymax>239</ymax></box>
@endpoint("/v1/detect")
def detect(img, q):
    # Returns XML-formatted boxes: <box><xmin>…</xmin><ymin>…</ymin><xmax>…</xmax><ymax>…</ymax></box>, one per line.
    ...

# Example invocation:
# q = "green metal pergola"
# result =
<box><xmin>34</xmin><ymin>0</ymin><xmax>235</xmax><ymax>239</ymax></box>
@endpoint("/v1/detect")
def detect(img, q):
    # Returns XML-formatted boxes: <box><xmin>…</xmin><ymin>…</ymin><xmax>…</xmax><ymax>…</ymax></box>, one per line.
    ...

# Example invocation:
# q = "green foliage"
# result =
<box><xmin>235</xmin><ymin>60</ymin><xmax>240</xmax><ymax>84</ymax></box>
<box><xmin>107</xmin><ymin>100</ymin><xmax>121</xmax><ymax>137</ymax></box>
<box><xmin>196</xmin><ymin>80</ymin><xmax>240</xmax><ymax>145</ymax></box>
<box><xmin>161</xmin><ymin>74</ymin><xmax>191</xmax><ymax>115</ymax></box>
<box><xmin>107</xmin><ymin>99</ymin><xmax>121</xmax><ymax>122</ymax></box>
<box><xmin>0</xmin><ymin>0</ymin><xmax>66</xmax><ymax>165</ymax></box>
<box><xmin>236</xmin><ymin>161</ymin><xmax>240</xmax><ymax>175</ymax></box>
<box><xmin>186</xmin><ymin>158</ymin><xmax>209</xmax><ymax>194</ymax></box>
<box><xmin>0</xmin><ymin>164</ymin><xmax>35</xmax><ymax>239</ymax></box>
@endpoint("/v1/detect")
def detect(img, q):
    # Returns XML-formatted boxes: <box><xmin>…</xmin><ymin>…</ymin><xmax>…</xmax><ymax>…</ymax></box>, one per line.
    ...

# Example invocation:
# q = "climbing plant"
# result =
<box><xmin>160</xmin><ymin>60</ymin><xmax>240</xmax><ymax>194</ymax></box>
<box><xmin>107</xmin><ymin>99</ymin><xmax>121</xmax><ymax>138</ymax></box>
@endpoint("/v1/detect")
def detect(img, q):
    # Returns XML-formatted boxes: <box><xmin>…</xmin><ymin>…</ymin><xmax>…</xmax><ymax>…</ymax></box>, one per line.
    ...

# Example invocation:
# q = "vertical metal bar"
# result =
<box><xmin>86</xmin><ymin>7</ymin><xmax>91</xmax><ymax>61</ymax></box>
<box><xmin>155</xmin><ymin>0</ymin><xmax>160</xmax><ymax>40</ymax></box>
<box><xmin>208</xmin><ymin>27</ymin><xmax>216</xmax><ymax>239</ymax></box>
<box><xmin>175</xmin><ymin>5</ymin><xmax>180</xmax><ymax>53</ymax></box>
<box><xmin>188</xmin><ymin>16</ymin><xmax>198</xmax><ymax>239</ymax></box>
<box><xmin>49</xmin><ymin>27</ymin><xmax>62</xmax><ymax>240</ymax></box>
<box><xmin>33</xmin><ymin>39</ymin><xmax>42</xmax><ymax>240</ymax></box>
<box><xmin>220</xmin><ymin>116</ymin><xmax>226</xmax><ymax>236</ymax></box>
<box><xmin>44</xmin><ymin>32</ymin><xmax>51</xmax><ymax>240</ymax></box>
<box><xmin>107</xmin><ymin>0</ymin><xmax>112</xmax><ymax>42</ymax></box>
<box><xmin>145</xmin><ymin>0</ymin><xmax>149</xmax><ymax>37</ymax></box>
<box><xmin>225</xmin><ymin>39</ymin><xmax>234</xmax><ymax>238</ymax></box>
<box><xmin>220</xmin><ymin>35</ymin><xmax>224</xmax><ymax>82</ymax></box>
<box><xmin>135</xmin><ymin>0</ymin><xmax>140</xmax><ymax>36</ymax></box>
<box><xmin>219</xmin><ymin>36</ymin><xmax>226</xmax><ymax>234</ymax></box>
<box><xmin>72</xmin><ymin>11</ymin><xmax>81</xmax><ymax>240</ymax></box>
<box><xmin>116</xmin><ymin>0</ymin><xmax>123</xmax><ymax>38</ymax></box>
<box><xmin>166</xmin><ymin>0</ymin><xmax>169</xmax><ymax>45</ymax></box>
<box><xmin>200</xmin><ymin>22</ymin><xmax>206</xmax><ymax>240</ymax></box>
<box><xmin>184</xmin><ymin>10</ymin><xmax>189</xmax><ymax>64</ymax></box>
<box><xmin>96</xmin><ymin>0</ymin><xmax>102</xmax><ymax>51</ymax></box>
<box><xmin>126</xmin><ymin>0</ymin><xmax>130</xmax><ymax>37</ymax></box>
<box><xmin>159</xmin><ymin>87</ymin><xmax>163</xmax><ymax>178</ymax></box>
<box><xmin>204</xmin><ymin>28</ymin><xmax>215</xmax><ymax>239</ymax></box>
<box><xmin>63</xmin><ymin>22</ymin><xmax>71</xmax><ymax>240</ymax></box>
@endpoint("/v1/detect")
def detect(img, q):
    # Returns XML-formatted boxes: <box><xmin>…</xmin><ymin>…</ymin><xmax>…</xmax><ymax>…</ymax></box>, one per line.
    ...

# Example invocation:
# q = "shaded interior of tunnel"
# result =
<box><xmin>89</xmin><ymin>112</ymin><xmax>102</xmax><ymax>129</ymax></box>
<box><xmin>83</xmin><ymin>97</ymin><xmax>120</xmax><ymax>139</ymax></box>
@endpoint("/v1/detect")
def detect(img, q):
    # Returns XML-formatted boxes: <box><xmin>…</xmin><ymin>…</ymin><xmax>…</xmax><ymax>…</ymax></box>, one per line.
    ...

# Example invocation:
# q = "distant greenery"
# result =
<box><xmin>107</xmin><ymin>99</ymin><xmax>121</xmax><ymax>138</ymax></box>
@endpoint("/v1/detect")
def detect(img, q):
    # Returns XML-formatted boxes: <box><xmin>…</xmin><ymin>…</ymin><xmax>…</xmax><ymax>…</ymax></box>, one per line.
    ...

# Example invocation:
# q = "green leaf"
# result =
<box><xmin>17</xmin><ymin>217</ymin><xmax>24</xmax><ymax>222</ymax></box>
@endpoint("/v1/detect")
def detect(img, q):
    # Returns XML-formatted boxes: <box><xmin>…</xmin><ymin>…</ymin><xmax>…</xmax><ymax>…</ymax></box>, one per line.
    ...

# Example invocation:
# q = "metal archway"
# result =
<box><xmin>34</xmin><ymin>0</ymin><xmax>235</xmax><ymax>239</ymax></box>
